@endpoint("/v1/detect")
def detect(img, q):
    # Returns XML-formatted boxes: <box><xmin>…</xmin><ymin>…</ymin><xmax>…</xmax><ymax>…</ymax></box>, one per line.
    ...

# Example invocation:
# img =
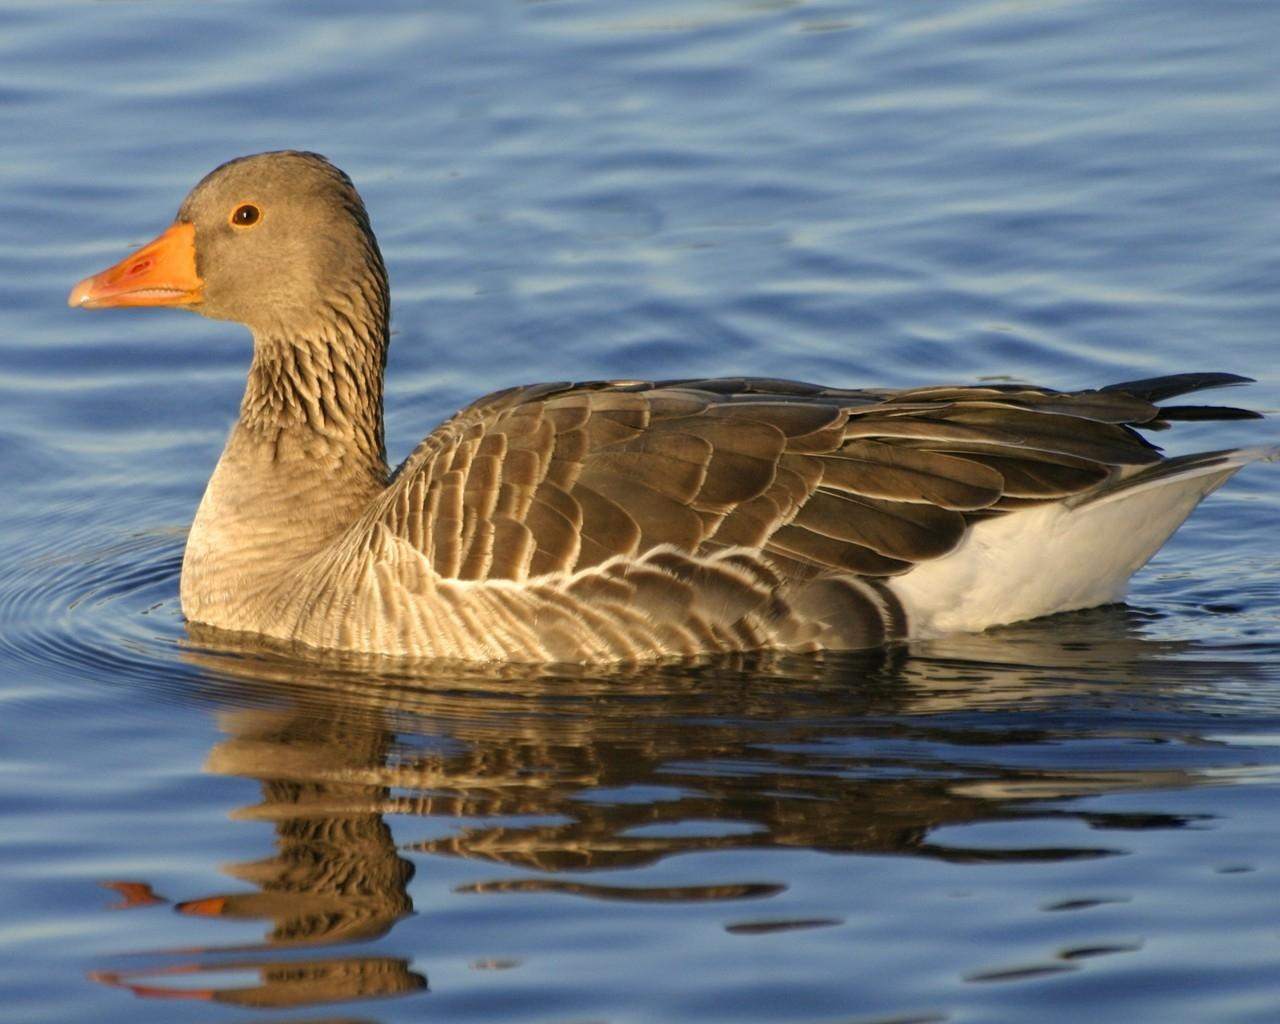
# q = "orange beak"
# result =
<box><xmin>68</xmin><ymin>222</ymin><xmax>203</xmax><ymax>309</ymax></box>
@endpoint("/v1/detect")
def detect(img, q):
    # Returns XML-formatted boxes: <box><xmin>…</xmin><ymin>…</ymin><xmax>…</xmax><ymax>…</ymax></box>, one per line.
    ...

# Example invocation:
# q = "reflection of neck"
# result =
<box><xmin>210</xmin><ymin>706</ymin><xmax>415</xmax><ymax>946</ymax></box>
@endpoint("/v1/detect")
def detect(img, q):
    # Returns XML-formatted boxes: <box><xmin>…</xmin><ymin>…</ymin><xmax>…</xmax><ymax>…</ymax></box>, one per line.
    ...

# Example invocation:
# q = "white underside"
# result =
<box><xmin>889</xmin><ymin>462</ymin><xmax>1246</xmax><ymax>638</ymax></box>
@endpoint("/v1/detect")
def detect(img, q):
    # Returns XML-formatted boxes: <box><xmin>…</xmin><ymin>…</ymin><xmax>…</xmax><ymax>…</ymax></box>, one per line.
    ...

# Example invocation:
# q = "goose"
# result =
<box><xmin>68</xmin><ymin>150</ymin><xmax>1275</xmax><ymax>663</ymax></box>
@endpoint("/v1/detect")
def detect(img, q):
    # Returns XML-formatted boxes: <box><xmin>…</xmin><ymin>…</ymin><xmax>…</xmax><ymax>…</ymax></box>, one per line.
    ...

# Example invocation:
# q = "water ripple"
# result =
<box><xmin>0</xmin><ymin>510</ymin><xmax>186</xmax><ymax>691</ymax></box>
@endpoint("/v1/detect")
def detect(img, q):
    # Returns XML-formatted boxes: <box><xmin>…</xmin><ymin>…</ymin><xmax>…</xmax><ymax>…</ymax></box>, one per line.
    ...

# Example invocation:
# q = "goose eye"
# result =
<box><xmin>230</xmin><ymin>204</ymin><xmax>261</xmax><ymax>228</ymax></box>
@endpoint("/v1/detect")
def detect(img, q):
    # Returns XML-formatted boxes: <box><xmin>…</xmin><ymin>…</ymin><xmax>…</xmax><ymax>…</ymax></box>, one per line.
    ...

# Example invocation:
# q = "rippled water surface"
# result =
<box><xmin>3</xmin><ymin>2</ymin><xmax>1280</xmax><ymax>1021</ymax></box>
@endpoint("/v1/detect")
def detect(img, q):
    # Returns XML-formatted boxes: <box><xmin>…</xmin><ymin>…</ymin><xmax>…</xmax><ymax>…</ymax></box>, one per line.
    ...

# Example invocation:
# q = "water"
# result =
<box><xmin>3</xmin><ymin>1</ymin><xmax>1280</xmax><ymax>1020</ymax></box>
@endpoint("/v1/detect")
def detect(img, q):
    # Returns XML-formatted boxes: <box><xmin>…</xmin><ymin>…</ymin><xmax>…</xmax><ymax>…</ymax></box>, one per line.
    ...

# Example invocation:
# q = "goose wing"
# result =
<box><xmin>369</xmin><ymin>372</ymin><xmax>1254</xmax><ymax>586</ymax></box>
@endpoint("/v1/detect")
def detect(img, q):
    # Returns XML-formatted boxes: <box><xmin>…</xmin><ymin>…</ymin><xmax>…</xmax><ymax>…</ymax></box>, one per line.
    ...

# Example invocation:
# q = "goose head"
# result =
<box><xmin>68</xmin><ymin>150</ymin><xmax>389</xmax><ymax>342</ymax></box>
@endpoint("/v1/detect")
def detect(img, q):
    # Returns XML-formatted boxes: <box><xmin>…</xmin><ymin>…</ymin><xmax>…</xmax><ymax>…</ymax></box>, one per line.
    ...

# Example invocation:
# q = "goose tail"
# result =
<box><xmin>1072</xmin><ymin>444</ymin><xmax>1280</xmax><ymax>511</ymax></box>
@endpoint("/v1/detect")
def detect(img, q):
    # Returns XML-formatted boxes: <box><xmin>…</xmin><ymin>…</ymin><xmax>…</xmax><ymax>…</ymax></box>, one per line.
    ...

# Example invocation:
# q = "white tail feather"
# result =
<box><xmin>891</xmin><ymin>445</ymin><xmax>1277</xmax><ymax>638</ymax></box>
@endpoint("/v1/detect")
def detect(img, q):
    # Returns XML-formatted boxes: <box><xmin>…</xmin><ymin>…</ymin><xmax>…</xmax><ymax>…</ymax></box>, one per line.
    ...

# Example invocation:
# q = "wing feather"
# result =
<box><xmin>792</xmin><ymin>489</ymin><xmax>967</xmax><ymax>561</ymax></box>
<box><xmin>367</xmin><ymin>374</ymin><xmax>1250</xmax><ymax>624</ymax></box>
<box><xmin>820</xmin><ymin>441</ymin><xmax>1004</xmax><ymax>510</ymax></box>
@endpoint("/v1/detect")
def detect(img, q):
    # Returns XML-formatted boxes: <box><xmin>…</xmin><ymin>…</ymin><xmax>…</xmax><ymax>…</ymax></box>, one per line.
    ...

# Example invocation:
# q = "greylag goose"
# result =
<box><xmin>68</xmin><ymin>151</ymin><xmax>1275</xmax><ymax>662</ymax></box>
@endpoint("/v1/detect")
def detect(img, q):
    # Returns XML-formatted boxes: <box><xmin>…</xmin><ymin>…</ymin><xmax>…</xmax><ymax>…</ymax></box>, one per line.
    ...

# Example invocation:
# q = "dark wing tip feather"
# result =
<box><xmin>1154</xmin><ymin>404</ymin><xmax>1264</xmax><ymax>422</ymax></box>
<box><xmin>1101</xmin><ymin>372</ymin><xmax>1255</xmax><ymax>402</ymax></box>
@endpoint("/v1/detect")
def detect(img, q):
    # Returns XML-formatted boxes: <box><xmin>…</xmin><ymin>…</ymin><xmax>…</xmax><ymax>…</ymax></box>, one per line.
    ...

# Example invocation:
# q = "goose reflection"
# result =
<box><xmin>91</xmin><ymin>608</ymin><xmax>1267</xmax><ymax>1012</ymax></box>
<box><xmin>90</xmin><ymin>692</ymin><xmax>427</xmax><ymax>1011</ymax></box>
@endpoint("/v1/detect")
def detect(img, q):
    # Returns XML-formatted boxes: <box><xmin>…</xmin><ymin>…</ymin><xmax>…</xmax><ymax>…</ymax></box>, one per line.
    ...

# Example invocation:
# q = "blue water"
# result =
<box><xmin>3</xmin><ymin>1</ymin><xmax>1280</xmax><ymax>1021</ymax></box>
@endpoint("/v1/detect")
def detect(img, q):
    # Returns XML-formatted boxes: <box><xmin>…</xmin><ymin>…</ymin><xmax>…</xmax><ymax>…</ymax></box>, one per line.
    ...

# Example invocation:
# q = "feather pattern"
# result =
<box><xmin>267</xmin><ymin>372</ymin><xmax>1269</xmax><ymax>660</ymax></box>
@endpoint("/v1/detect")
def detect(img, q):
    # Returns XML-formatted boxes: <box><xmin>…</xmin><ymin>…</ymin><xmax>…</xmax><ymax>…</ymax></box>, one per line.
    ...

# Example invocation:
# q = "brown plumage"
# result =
<box><xmin>68</xmin><ymin>151</ymin><xmax>1275</xmax><ymax>662</ymax></box>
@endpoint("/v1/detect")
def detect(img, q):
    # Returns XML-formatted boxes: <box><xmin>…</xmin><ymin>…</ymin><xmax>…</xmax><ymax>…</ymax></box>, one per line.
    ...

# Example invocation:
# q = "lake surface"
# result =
<box><xmin>3</xmin><ymin>1</ymin><xmax>1280</xmax><ymax>1021</ymax></box>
